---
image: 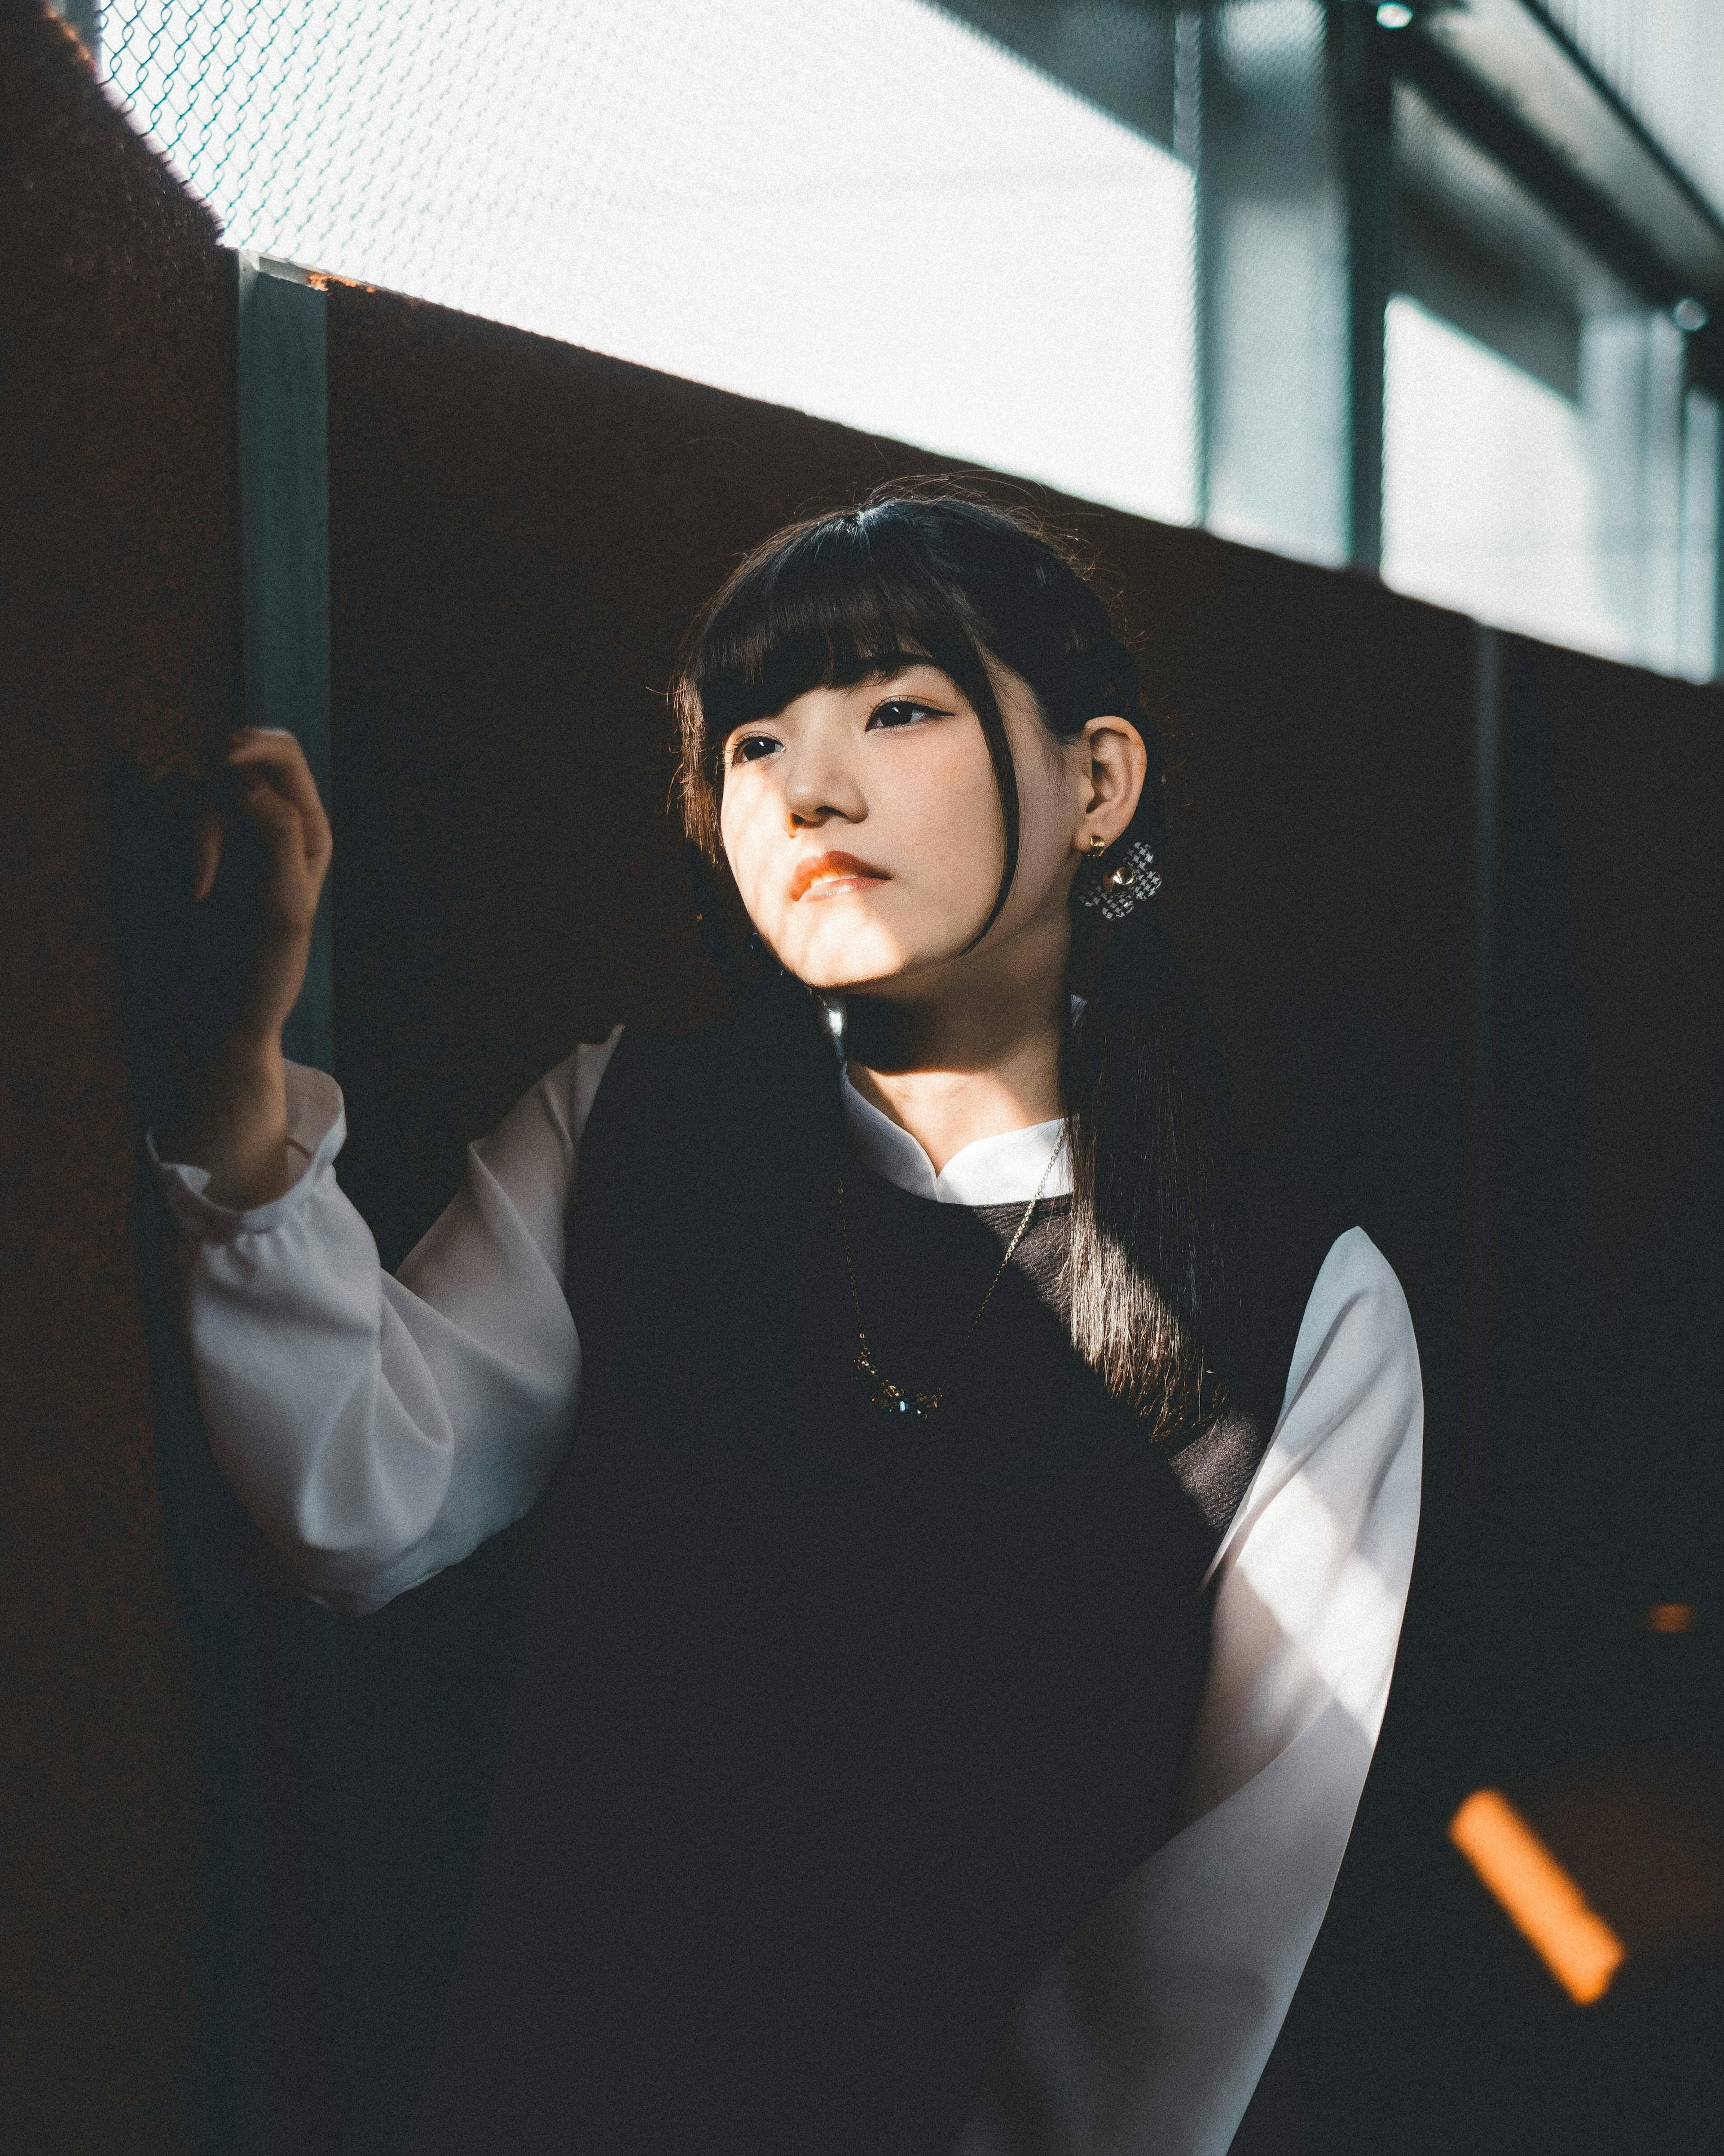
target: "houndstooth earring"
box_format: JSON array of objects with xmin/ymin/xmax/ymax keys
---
[{"xmin": 1074, "ymin": 831, "xmax": 1162, "ymax": 922}]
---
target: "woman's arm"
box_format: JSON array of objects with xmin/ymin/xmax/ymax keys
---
[
  {"xmin": 150, "ymin": 1028, "xmax": 623, "ymax": 1616},
  {"xmin": 957, "ymin": 1227, "xmax": 1423, "ymax": 2156},
  {"xmin": 1123, "ymin": 1226, "xmax": 1421, "ymax": 2149}
]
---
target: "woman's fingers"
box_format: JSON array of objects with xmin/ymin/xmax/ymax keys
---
[
  {"xmin": 180, "ymin": 728, "xmax": 335, "ymax": 1049},
  {"xmin": 212, "ymin": 728, "xmax": 334, "ymax": 933},
  {"xmin": 223, "ymin": 727, "xmax": 334, "ymax": 874},
  {"xmin": 192, "ymin": 800, "xmax": 229, "ymax": 904}
]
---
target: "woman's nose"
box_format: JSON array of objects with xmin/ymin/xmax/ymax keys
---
[{"xmin": 783, "ymin": 750, "xmax": 864, "ymax": 827}]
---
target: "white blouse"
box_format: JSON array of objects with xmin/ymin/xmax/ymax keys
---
[{"xmin": 149, "ymin": 1030, "xmax": 1422, "ymax": 2156}]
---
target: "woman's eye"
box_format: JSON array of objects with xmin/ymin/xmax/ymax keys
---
[
  {"xmin": 867, "ymin": 699, "xmax": 941, "ymax": 730},
  {"xmin": 729, "ymin": 734, "xmax": 782, "ymax": 764}
]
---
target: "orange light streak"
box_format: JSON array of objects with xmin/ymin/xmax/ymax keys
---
[
  {"xmin": 1644, "ymin": 1603, "xmax": 1698, "ymax": 1633},
  {"xmin": 1448, "ymin": 1788, "xmax": 1626, "ymax": 2005}
]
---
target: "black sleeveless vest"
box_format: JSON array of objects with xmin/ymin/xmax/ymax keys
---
[{"xmin": 403, "ymin": 1011, "xmax": 1344, "ymax": 2156}]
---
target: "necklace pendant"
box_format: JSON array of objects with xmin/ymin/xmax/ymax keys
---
[
  {"xmin": 854, "ymin": 1348, "xmax": 902, "ymax": 1413},
  {"xmin": 839, "ymin": 1142, "xmax": 1054, "ymax": 1426},
  {"xmin": 854, "ymin": 1349, "xmax": 937, "ymax": 1419}
]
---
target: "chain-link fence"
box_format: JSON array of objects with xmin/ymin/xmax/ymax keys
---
[
  {"xmin": 102, "ymin": 2, "xmax": 404, "ymax": 263},
  {"xmin": 96, "ymin": 0, "xmax": 1201, "ymax": 527},
  {"xmin": 83, "ymin": 0, "xmax": 1722, "ymax": 676}
]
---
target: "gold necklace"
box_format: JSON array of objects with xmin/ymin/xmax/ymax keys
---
[{"xmin": 837, "ymin": 1134, "xmax": 1064, "ymax": 1419}]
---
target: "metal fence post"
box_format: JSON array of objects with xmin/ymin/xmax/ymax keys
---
[{"xmin": 233, "ymin": 249, "xmax": 333, "ymax": 1075}]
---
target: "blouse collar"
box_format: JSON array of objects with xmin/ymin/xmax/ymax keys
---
[
  {"xmin": 839, "ymin": 1068, "xmax": 1071, "ymax": 1206},
  {"xmin": 824, "ymin": 991, "xmax": 1081, "ymax": 1207}
]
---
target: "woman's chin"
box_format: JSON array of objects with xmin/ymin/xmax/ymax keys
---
[
  {"xmin": 764, "ymin": 922, "xmax": 907, "ymax": 990},
  {"xmin": 780, "ymin": 951, "xmax": 916, "ymax": 996}
]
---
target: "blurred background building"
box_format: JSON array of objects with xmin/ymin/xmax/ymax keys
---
[{"xmin": 67, "ymin": 0, "xmax": 1724, "ymax": 681}]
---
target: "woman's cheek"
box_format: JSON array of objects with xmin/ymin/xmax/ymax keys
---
[
  {"xmin": 719, "ymin": 790, "xmax": 774, "ymax": 925},
  {"xmin": 915, "ymin": 746, "xmax": 1006, "ymax": 898}
]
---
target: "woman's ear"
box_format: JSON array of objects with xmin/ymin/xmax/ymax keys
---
[{"xmin": 1078, "ymin": 715, "xmax": 1148, "ymax": 844}]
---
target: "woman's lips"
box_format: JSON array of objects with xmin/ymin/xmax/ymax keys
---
[{"xmin": 790, "ymin": 849, "xmax": 891, "ymax": 901}]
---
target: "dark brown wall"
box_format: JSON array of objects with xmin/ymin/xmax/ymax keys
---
[
  {"xmin": 1490, "ymin": 641, "xmax": 1724, "ymax": 1675},
  {"xmin": 0, "ymin": 5, "xmax": 237, "ymax": 2149},
  {"xmin": 1532, "ymin": 645, "xmax": 1724, "ymax": 1283}
]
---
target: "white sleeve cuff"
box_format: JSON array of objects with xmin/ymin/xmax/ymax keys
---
[{"xmin": 145, "ymin": 1059, "xmax": 347, "ymax": 1243}]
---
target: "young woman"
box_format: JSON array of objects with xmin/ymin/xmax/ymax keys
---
[{"xmin": 154, "ymin": 487, "xmax": 1422, "ymax": 2156}]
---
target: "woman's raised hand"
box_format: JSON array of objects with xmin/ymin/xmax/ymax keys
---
[
  {"xmin": 192, "ymin": 726, "xmax": 334, "ymax": 1048},
  {"xmin": 162, "ymin": 727, "xmax": 334, "ymax": 1208}
]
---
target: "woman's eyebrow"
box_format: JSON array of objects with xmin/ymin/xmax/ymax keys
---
[{"xmin": 858, "ymin": 651, "xmax": 946, "ymax": 687}]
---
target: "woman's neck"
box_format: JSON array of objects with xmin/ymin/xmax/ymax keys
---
[{"xmin": 841, "ymin": 978, "xmax": 1067, "ymax": 1178}]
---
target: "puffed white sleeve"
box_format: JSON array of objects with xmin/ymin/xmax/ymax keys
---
[
  {"xmin": 146, "ymin": 1026, "xmax": 624, "ymax": 1617},
  {"xmin": 954, "ymin": 1225, "xmax": 1423, "ymax": 2156}
]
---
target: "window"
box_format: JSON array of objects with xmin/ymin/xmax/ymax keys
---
[
  {"xmin": 1383, "ymin": 80, "xmax": 1719, "ymax": 677},
  {"xmin": 97, "ymin": 0, "xmax": 1723, "ymax": 677}
]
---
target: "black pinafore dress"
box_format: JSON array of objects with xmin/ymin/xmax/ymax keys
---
[{"xmin": 404, "ymin": 1013, "xmax": 1333, "ymax": 2155}]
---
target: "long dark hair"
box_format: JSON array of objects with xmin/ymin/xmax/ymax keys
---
[{"xmin": 671, "ymin": 482, "xmax": 1240, "ymax": 1445}]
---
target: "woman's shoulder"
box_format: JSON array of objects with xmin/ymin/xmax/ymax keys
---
[
  {"xmin": 1166, "ymin": 1166, "xmax": 1401, "ymax": 1539},
  {"xmin": 1238, "ymin": 1151, "xmax": 1357, "ymax": 1273},
  {"xmin": 543, "ymin": 1015, "xmax": 727, "ymax": 1133},
  {"xmin": 1284, "ymin": 1222, "xmax": 1419, "ymax": 1409},
  {"xmin": 1230, "ymin": 1154, "xmax": 1362, "ymax": 1428},
  {"xmin": 563, "ymin": 1006, "xmax": 796, "ymax": 1221},
  {"xmin": 570, "ymin": 1011, "xmax": 746, "ymax": 1139},
  {"xmin": 576, "ymin": 996, "xmax": 840, "ymax": 1155}
]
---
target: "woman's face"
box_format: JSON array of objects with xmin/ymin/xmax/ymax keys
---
[{"xmin": 717, "ymin": 653, "xmax": 1143, "ymax": 1000}]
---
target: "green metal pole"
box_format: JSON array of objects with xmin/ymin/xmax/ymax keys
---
[
  {"xmin": 1333, "ymin": 0, "xmax": 1392, "ymax": 574},
  {"xmin": 233, "ymin": 250, "xmax": 333, "ymax": 1074}
]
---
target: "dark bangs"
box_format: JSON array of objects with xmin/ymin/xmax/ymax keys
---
[{"xmin": 673, "ymin": 507, "xmax": 1024, "ymax": 945}]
